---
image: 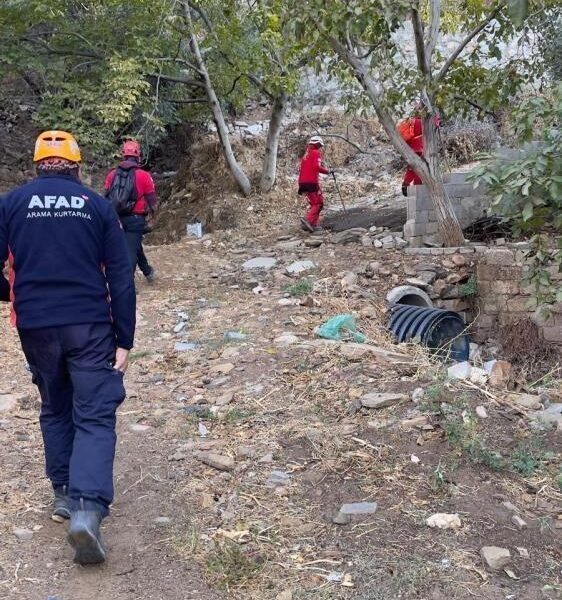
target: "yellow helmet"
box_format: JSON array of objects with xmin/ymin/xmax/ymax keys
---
[{"xmin": 33, "ymin": 130, "xmax": 81, "ymax": 163}]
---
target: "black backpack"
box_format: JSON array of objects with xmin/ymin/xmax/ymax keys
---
[{"xmin": 106, "ymin": 166, "xmax": 138, "ymax": 216}]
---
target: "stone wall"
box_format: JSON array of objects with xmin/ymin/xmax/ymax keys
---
[
  {"xmin": 403, "ymin": 172, "xmax": 490, "ymax": 247},
  {"xmin": 474, "ymin": 247, "xmax": 562, "ymax": 344}
]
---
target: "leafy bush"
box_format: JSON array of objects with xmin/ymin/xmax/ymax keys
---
[{"xmin": 472, "ymin": 84, "xmax": 562, "ymax": 302}]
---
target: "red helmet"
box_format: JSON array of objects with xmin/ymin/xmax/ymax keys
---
[{"xmin": 122, "ymin": 140, "xmax": 141, "ymax": 158}]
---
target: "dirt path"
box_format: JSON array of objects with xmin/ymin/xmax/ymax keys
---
[{"xmin": 1, "ymin": 226, "xmax": 560, "ymax": 600}]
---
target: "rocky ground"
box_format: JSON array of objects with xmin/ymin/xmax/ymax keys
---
[{"xmin": 0, "ymin": 213, "xmax": 560, "ymax": 600}]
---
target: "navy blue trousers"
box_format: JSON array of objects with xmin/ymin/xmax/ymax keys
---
[
  {"xmin": 18, "ymin": 323, "xmax": 125, "ymax": 517},
  {"xmin": 120, "ymin": 215, "xmax": 146, "ymax": 275}
]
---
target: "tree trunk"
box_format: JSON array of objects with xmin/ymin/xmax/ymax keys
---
[
  {"xmin": 422, "ymin": 112, "xmax": 465, "ymax": 246},
  {"xmin": 328, "ymin": 36, "xmax": 466, "ymax": 247},
  {"xmin": 260, "ymin": 92, "xmax": 287, "ymax": 193},
  {"xmin": 183, "ymin": 5, "xmax": 251, "ymax": 197}
]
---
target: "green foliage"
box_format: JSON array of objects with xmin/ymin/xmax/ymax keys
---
[
  {"xmin": 283, "ymin": 278, "xmax": 313, "ymax": 297},
  {"xmin": 459, "ymin": 274, "xmax": 477, "ymax": 297},
  {"xmin": 472, "ymin": 84, "xmax": 562, "ymax": 303},
  {"xmin": 205, "ymin": 540, "xmax": 262, "ymax": 589}
]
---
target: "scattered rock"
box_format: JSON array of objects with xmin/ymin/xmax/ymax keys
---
[
  {"xmin": 274, "ymin": 333, "xmax": 300, "ymax": 345},
  {"xmin": 207, "ymin": 376, "xmax": 231, "ymax": 389},
  {"xmin": 502, "ymin": 501, "xmax": 518, "ymax": 512},
  {"xmin": 415, "ymin": 270, "xmax": 437, "ymax": 285},
  {"xmin": 286, "ymin": 260, "xmax": 315, "ymax": 275},
  {"xmin": 451, "ymin": 254, "xmax": 467, "ymax": 267},
  {"xmin": 447, "ymin": 361, "xmax": 472, "ymax": 380},
  {"xmin": 0, "ymin": 394, "xmax": 18, "ymax": 412},
  {"xmin": 406, "ymin": 277, "xmax": 433, "ymax": 291},
  {"xmin": 400, "ymin": 415, "xmax": 429, "ymax": 429},
  {"xmin": 340, "ymin": 271, "xmax": 358, "ymax": 291},
  {"xmin": 340, "ymin": 344, "xmax": 370, "ymax": 361},
  {"xmin": 209, "ymin": 363, "xmax": 235, "ymax": 375},
  {"xmin": 484, "ymin": 360, "xmax": 512, "ymax": 388},
  {"xmin": 195, "ymin": 451, "xmax": 234, "ymax": 472},
  {"xmin": 154, "ymin": 517, "xmax": 171, "ymax": 527},
  {"xmin": 511, "ymin": 515, "xmax": 527, "ymax": 530},
  {"xmin": 426, "ymin": 513, "xmax": 462, "ymax": 530},
  {"xmin": 266, "ymin": 470, "xmax": 291, "ymax": 487},
  {"xmin": 174, "ymin": 341, "xmax": 198, "ymax": 352},
  {"xmin": 304, "ymin": 238, "xmax": 322, "ymax": 248},
  {"xmin": 531, "ymin": 403, "xmax": 562, "ymax": 428},
  {"xmin": 13, "ymin": 527, "xmax": 34, "ymax": 541},
  {"xmin": 470, "ymin": 367, "xmax": 488, "ymax": 385},
  {"xmin": 333, "ymin": 228, "xmax": 367, "ymax": 245},
  {"xmin": 469, "ymin": 342, "xmax": 482, "ymax": 362},
  {"xmin": 333, "ymin": 501, "xmax": 378, "ymax": 525},
  {"xmin": 242, "ymin": 257, "xmax": 277, "ymax": 270},
  {"xmin": 360, "ymin": 392, "xmax": 408, "ymax": 409},
  {"xmin": 275, "ymin": 591, "xmax": 293, "ymax": 600},
  {"xmin": 129, "ymin": 423, "xmax": 152, "ymax": 433},
  {"xmin": 476, "ymin": 406, "xmax": 488, "ymax": 419},
  {"xmin": 480, "ymin": 546, "xmax": 511, "ymax": 570},
  {"xmin": 508, "ymin": 393, "xmax": 542, "ymax": 410},
  {"xmin": 516, "ymin": 547, "xmax": 530, "ymax": 559},
  {"xmin": 411, "ymin": 387, "xmax": 425, "ymax": 404}
]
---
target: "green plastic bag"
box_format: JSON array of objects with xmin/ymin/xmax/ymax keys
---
[{"xmin": 316, "ymin": 314, "xmax": 366, "ymax": 343}]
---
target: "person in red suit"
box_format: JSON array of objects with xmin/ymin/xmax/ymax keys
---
[
  {"xmin": 398, "ymin": 101, "xmax": 440, "ymax": 196},
  {"xmin": 298, "ymin": 136, "xmax": 331, "ymax": 232}
]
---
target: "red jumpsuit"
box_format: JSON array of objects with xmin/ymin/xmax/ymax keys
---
[
  {"xmin": 400, "ymin": 117, "xmax": 424, "ymax": 187},
  {"xmin": 298, "ymin": 146, "xmax": 329, "ymax": 226}
]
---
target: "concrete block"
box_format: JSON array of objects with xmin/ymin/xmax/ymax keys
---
[
  {"xmin": 425, "ymin": 222, "xmax": 439, "ymax": 234},
  {"xmin": 507, "ymin": 296, "xmax": 537, "ymax": 312},
  {"xmin": 444, "ymin": 183, "xmax": 477, "ymax": 198},
  {"xmin": 404, "ymin": 222, "xmax": 428, "ymax": 237},
  {"xmin": 417, "ymin": 210, "xmax": 430, "ymax": 224},
  {"xmin": 491, "ymin": 281, "xmax": 520, "ymax": 295},
  {"xmin": 408, "ymin": 236, "xmax": 424, "ymax": 248},
  {"xmin": 484, "ymin": 249, "xmax": 515, "ymax": 266},
  {"xmin": 542, "ymin": 326, "xmax": 562, "ymax": 343},
  {"xmin": 444, "ymin": 172, "xmax": 470, "ymax": 184},
  {"xmin": 404, "ymin": 247, "xmax": 433, "ymax": 255},
  {"xmin": 407, "ymin": 197, "xmax": 417, "ymax": 219},
  {"xmin": 430, "ymin": 248, "xmax": 446, "ymax": 255}
]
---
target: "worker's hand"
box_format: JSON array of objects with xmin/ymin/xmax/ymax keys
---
[{"xmin": 114, "ymin": 348, "xmax": 130, "ymax": 373}]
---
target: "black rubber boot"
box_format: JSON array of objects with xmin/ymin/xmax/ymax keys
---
[
  {"xmin": 145, "ymin": 266, "xmax": 155, "ymax": 283},
  {"xmin": 300, "ymin": 217, "xmax": 314, "ymax": 233},
  {"xmin": 402, "ymin": 185, "xmax": 408, "ymax": 197},
  {"xmin": 52, "ymin": 485, "xmax": 71, "ymax": 523},
  {"xmin": 68, "ymin": 501, "xmax": 106, "ymax": 565}
]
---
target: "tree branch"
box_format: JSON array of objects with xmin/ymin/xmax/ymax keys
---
[
  {"xmin": 20, "ymin": 36, "xmax": 101, "ymax": 59},
  {"xmin": 436, "ymin": 2, "xmax": 506, "ymax": 82},
  {"xmin": 411, "ymin": 6, "xmax": 429, "ymax": 77},
  {"xmin": 425, "ymin": 0, "xmax": 441, "ymax": 64},
  {"xmin": 147, "ymin": 73, "xmax": 206, "ymax": 88}
]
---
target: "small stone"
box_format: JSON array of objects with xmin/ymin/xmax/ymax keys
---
[
  {"xmin": 401, "ymin": 415, "xmax": 428, "ymax": 429},
  {"xmin": 154, "ymin": 516, "xmax": 171, "ymax": 527},
  {"xmin": 258, "ymin": 452, "xmax": 274, "ymax": 463},
  {"xmin": 516, "ymin": 547, "xmax": 529, "ymax": 559},
  {"xmin": 333, "ymin": 501, "xmax": 378, "ymax": 525},
  {"xmin": 0, "ymin": 394, "xmax": 18, "ymax": 412},
  {"xmin": 129, "ymin": 423, "xmax": 152, "ymax": 432},
  {"xmin": 426, "ymin": 513, "xmax": 462, "ymax": 530},
  {"xmin": 406, "ymin": 277, "xmax": 432, "ymax": 291},
  {"xmin": 470, "ymin": 367, "xmax": 488, "ymax": 385},
  {"xmin": 13, "ymin": 527, "xmax": 34, "ymax": 541},
  {"xmin": 266, "ymin": 470, "xmax": 291, "ymax": 487},
  {"xmin": 411, "ymin": 387, "xmax": 425, "ymax": 404},
  {"xmin": 502, "ymin": 501, "xmax": 518, "ymax": 512},
  {"xmin": 360, "ymin": 392, "xmax": 408, "ymax": 409},
  {"xmin": 174, "ymin": 341, "xmax": 198, "ymax": 352},
  {"xmin": 168, "ymin": 451, "xmax": 187, "ymax": 461},
  {"xmin": 480, "ymin": 546, "xmax": 511, "ymax": 570},
  {"xmin": 214, "ymin": 392, "xmax": 234, "ymax": 407},
  {"xmin": 484, "ymin": 360, "xmax": 512, "ymax": 388},
  {"xmin": 511, "ymin": 515, "xmax": 527, "ymax": 530},
  {"xmin": 531, "ymin": 403, "xmax": 562, "ymax": 428},
  {"xmin": 451, "ymin": 254, "xmax": 466, "ymax": 267},
  {"xmin": 274, "ymin": 333, "xmax": 299, "ymax": 345},
  {"xmin": 207, "ymin": 376, "xmax": 231, "ymax": 389},
  {"xmin": 242, "ymin": 257, "xmax": 278, "ymax": 270},
  {"xmin": 276, "ymin": 592, "xmax": 293, "ymax": 600},
  {"xmin": 447, "ymin": 361, "xmax": 472, "ymax": 380},
  {"xmin": 476, "ymin": 406, "xmax": 488, "ymax": 419},
  {"xmin": 469, "ymin": 342, "xmax": 482, "ymax": 362},
  {"xmin": 507, "ymin": 393, "xmax": 542, "ymax": 410},
  {"xmin": 340, "ymin": 344, "xmax": 370, "ymax": 361},
  {"xmin": 209, "ymin": 363, "xmax": 235, "ymax": 375},
  {"xmin": 333, "ymin": 228, "xmax": 367, "ymax": 245},
  {"xmin": 415, "ymin": 270, "xmax": 437, "ymax": 285},
  {"xmin": 195, "ymin": 451, "xmax": 234, "ymax": 472},
  {"xmin": 340, "ymin": 271, "xmax": 358, "ymax": 291},
  {"xmin": 286, "ymin": 260, "xmax": 315, "ymax": 275},
  {"xmin": 304, "ymin": 238, "xmax": 322, "ymax": 248}
]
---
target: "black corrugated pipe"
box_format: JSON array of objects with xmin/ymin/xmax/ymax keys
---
[{"xmin": 388, "ymin": 304, "xmax": 469, "ymax": 362}]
